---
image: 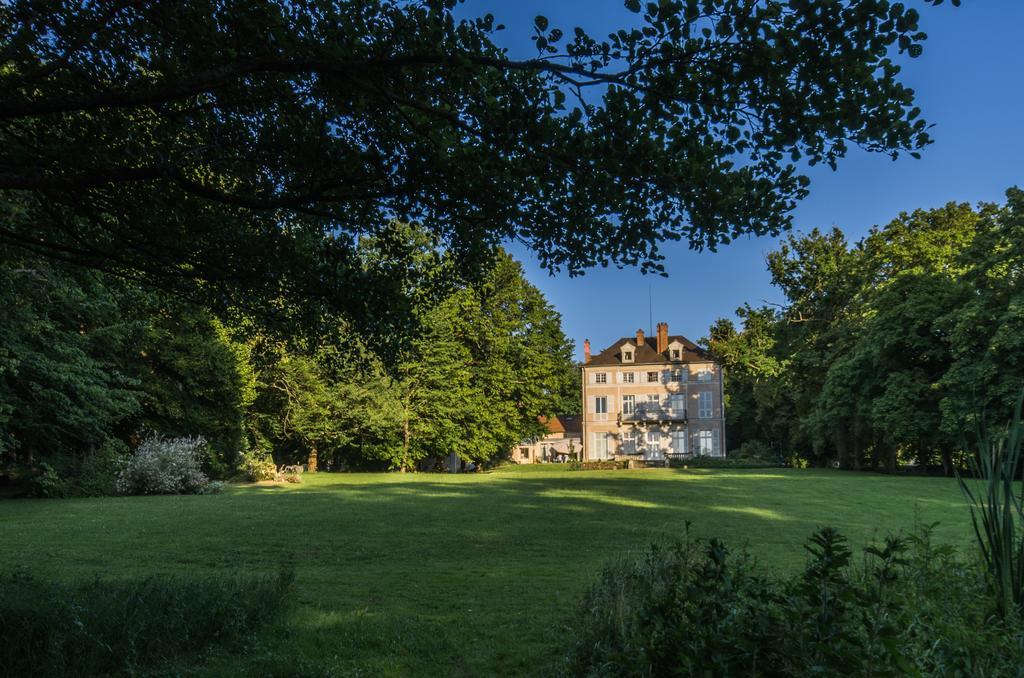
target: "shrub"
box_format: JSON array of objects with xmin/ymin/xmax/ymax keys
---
[
  {"xmin": 572, "ymin": 461, "xmax": 627, "ymax": 471},
  {"xmin": 732, "ymin": 439, "xmax": 776, "ymax": 462},
  {"xmin": 75, "ymin": 439, "xmax": 129, "ymax": 497},
  {"xmin": 116, "ymin": 434, "xmax": 220, "ymax": 495},
  {"xmin": 558, "ymin": 526, "xmax": 1024, "ymax": 676},
  {"xmin": 0, "ymin": 567, "xmax": 293, "ymax": 677},
  {"xmin": 27, "ymin": 463, "xmax": 70, "ymax": 499},
  {"xmin": 236, "ymin": 449, "xmax": 278, "ymax": 482},
  {"xmin": 668, "ymin": 456, "xmax": 776, "ymax": 469}
]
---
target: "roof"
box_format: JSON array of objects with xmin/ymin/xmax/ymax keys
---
[
  {"xmin": 539, "ymin": 414, "xmax": 582, "ymax": 436},
  {"xmin": 586, "ymin": 335, "xmax": 713, "ymax": 367}
]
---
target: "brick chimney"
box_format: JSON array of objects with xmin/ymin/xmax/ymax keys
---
[
  {"xmin": 636, "ymin": 328, "xmax": 645, "ymax": 347},
  {"xmin": 656, "ymin": 322, "xmax": 669, "ymax": 354},
  {"xmin": 583, "ymin": 339, "xmax": 591, "ymax": 364}
]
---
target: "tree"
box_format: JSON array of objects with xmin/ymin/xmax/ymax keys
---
[
  {"xmin": 0, "ymin": 253, "xmax": 141, "ymax": 465},
  {"xmin": 703, "ymin": 305, "xmax": 784, "ymax": 453},
  {"xmin": 1, "ymin": 0, "xmax": 943, "ymax": 332},
  {"xmin": 941, "ymin": 189, "xmax": 1024, "ymax": 436},
  {"xmin": 398, "ymin": 250, "xmax": 577, "ymax": 469},
  {"xmin": 708, "ymin": 189, "xmax": 1021, "ymax": 474}
]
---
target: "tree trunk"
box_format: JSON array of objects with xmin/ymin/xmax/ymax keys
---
[
  {"xmin": 402, "ymin": 403, "xmax": 411, "ymax": 473},
  {"xmin": 884, "ymin": 445, "xmax": 898, "ymax": 475},
  {"xmin": 836, "ymin": 428, "xmax": 851, "ymax": 470},
  {"xmin": 307, "ymin": 447, "xmax": 318, "ymax": 473},
  {"xmin": 941, "ymin": 449, "xmax": 953, "ymax": 477}
]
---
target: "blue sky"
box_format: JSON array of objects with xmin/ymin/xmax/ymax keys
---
[{"xmin": 465, "ymin": 0, "xmax": 1024, "ymax": 356}]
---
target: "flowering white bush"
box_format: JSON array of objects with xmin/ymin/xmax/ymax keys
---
[{"xmin": 116, "ymin": 434, "xmax": 221, "ymax": 495}]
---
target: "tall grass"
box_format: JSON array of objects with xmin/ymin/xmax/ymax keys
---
[
  {"xmin": 956, "ymin": 391, "xmax": 1024, "ymax": 619},
  {"xmin": 0, "ymin": 568, "xmax": 294, "ymax": 677}
]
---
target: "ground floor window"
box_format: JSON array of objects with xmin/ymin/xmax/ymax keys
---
[
  {"xmin": 620, "ymin": 430, "xmax": 637, "ymax": 455},
  {"xmin": 591, "ymin": 433, "xmax": 610, "ymax": 460},
  {"xmin": 670, "ymin": 431, "xmax": 687, "ymax": 456},
  {"xmin": 646, "ymin": 431, "xmax": 662, "ymax": 458},
  {"xmin": 519, "ymin": 447, "xmax": 529, "ymax": 460},
  {"xmin": 696, "ymin": 429, "xmax": 721, "ymax": 457}
]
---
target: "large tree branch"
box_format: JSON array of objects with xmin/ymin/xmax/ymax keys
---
[{"xmin": 0, "ymin": 52, "xmax": 701, "ymax": 121}]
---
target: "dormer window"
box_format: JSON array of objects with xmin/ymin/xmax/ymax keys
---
[
  {"xmin": 668, "ymin": 340, "xmax": 685, "ymax": 361},
  {"xmin": 623, "ymin": 350, "xmax": 634, "ymax": 362}
]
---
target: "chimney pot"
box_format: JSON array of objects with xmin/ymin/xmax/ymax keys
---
[
  {"xmin": 636, "ymin": 328, "xmax": 645, "ymax": 347},
  {"xmin": 583, "ymin": 339, "xmax": 591, "ymax": 364}
]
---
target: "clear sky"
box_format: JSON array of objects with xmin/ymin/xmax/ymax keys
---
[{"xmin": 465, "ymin": 0, "xmax": 1024, "ymax": 357}]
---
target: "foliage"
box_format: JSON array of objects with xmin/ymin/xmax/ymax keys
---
[
  {"xmin": 731, "ymin": 439, "xmax": 777, "ymax": 465},
  {"xmin": 236, "ymin": 449, "xmax": 278, "ymax": 482},
  {"xmin": 0, "ymin": 249, "xmax": 261, "ymax": 475},
  {"xmin": 116, "ymin": 434, "xmax": 219, "ymax": 496},
  {"xmin": 26, "ymin": 463, "xmax": 71, "ymax": 499},
  {"xmin": 559, "ymin": 526, "xmax": 1024, "ymax": 676},
  {"xmin": 0, "ymin": 0, "xmax": 944, "ymax": 333},
  {"xmin": 0, "ymin": 567, "xmax": 293, "ymax": 677},
  {"xmin": 134, "ymin": 307, "xmax": 255, "ymax": 473},
  {"xmin": 0, "ymin": 254, "xmax": 142, "ymax": 465},
  {"xmin": 710, "ymin": 189, "xmax": 1023, "ymax": 472},
  {"xmin": 75, "ymin": 439, "xmax": 129, "ymax": 497},
  {"xmin": 957, "ymin": 392, "xmax": 1024, "ymax": 618}
]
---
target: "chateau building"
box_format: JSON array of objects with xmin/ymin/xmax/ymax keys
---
[{"xmin": 581, "ymin": 322, "xmax": 726, "ymax": 462}]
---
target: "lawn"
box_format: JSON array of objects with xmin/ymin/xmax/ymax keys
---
[{"xmin": 0, "ymin": 467, "xmax": 976, "ymax": 676}]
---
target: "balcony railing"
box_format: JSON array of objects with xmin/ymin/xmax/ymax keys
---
[{"xmin": 618, "ymin": 407, "xmax": 687, "ymax": 423}]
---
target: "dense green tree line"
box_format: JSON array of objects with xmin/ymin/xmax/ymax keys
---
[
  {"xmin": 1, "ymin": 225, "xmax": 576, "ymax": 486},
  {"xmin": 706, "ymin": 188, "xmax": 1024, "ymax": 473}
]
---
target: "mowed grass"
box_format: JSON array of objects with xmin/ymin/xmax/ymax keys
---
[{"xmin": 0, "ymin": 467, "xmax": 976, "ymax": 676}]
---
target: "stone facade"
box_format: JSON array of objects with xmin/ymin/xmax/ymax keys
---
[{"xmin": 581, "ymin": 322, "xmax": 726, "ymax": 462}]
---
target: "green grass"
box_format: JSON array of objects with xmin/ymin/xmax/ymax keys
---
[{"xmin": 0, "ymin": 467, "xmax": 976, "ymax": 676}]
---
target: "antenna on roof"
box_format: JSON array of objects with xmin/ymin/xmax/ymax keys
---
[{"xmin": 648, "ymin": 285, "xmax": 653, "ymax": 337}]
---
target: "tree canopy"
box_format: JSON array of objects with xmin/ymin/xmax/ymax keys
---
[
  {"xmin": 706, "ymin": 188, "xmax": 1022, "ymax": 473},
  {"xmin": 1, "ymin": 0, "xmax": 944, "ymax": 330}
]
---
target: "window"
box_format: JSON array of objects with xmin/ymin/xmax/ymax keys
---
[
  {"xmin": 623, "ymin": 350, "xmax": 634, "ymax": 362},
  {"xmin": 595, "ymin": 372, "xmax": 607, "ymax": 384},
  {"xmin": 621, "ymin": 430, "xmax": 637, "ymax": 454},
  {"xmin": 669, "ymin": 393, "xmax": 685, "ymax": 414},
  {"xmin": 698, "ymin": 391, "xmax": 713, "ymax": 419},
  {"xmin": 622, "ymin": 395, "xmax": 635, "ymax": 414},
  {"xmin": 671, "ymin": 349, "xmax": 681, "ymax": 360},
  {"xmin": 670, "ymin": 369, "xmax": 682, "ymax": 382},
  {"xmin": 647, "ymin": 431, "xmax": 661, "ymax": 445},
  {"xmin": 697, "ymin": 430, "xmax": 714, "ymax": 456},
  {"xmin": 671, "ymin": 431, "xmax": 687, "ymax": 456},
  {"xmin": 647, "ymin": 371, "xmax": 659, "ymax": 383},
  {"xmin": 594, "ymin": 396, "xmax": 608, "ymax": 414},
  {"xmin": 591, "ymin": 433, "xmax": 610, "ymax": 460},
  {"xmin": 697, "ymin": 368, "xmax": 713, "ymax": 382},
  {"xmin": 520, "ymin": 447, "xmax": 530, "ymax": 460},
  {"xmin": 623, "ymin": 371, "xmax": 635, "ymax": 384}
]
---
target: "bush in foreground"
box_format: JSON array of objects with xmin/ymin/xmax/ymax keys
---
[
  {"xmin": 0, "ymin": 568, "xmax": 293, "ymax": 677},
  {"xmin": 559, "ymin": 526, "xmax": 1024, "ymax": 676}
]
